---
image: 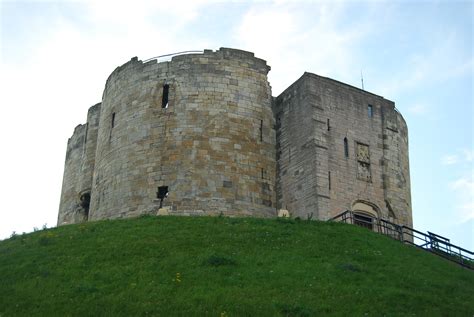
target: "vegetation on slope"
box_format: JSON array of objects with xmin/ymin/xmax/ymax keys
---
[{"xmin": 0, "ymin": 216, "xmax": 473, "ymax": 316}]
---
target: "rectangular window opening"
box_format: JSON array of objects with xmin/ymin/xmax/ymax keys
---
[
  {"xmin": 157, "ymin": 186, "xmax": 169, "ymax": 199},
  {"xmin": 368, "ymin": 104, "xmax": 373, "ymax": 117},
  {"xmin": 157, "ymin": 186, "xmax": 169, "ymax": 208},
  {"xmin": 327, "ymin": 119, "xmax": 330, "ymax": 131},
  {"xmin": 259, "ymin": 120, "xmax": 263, "ymax": 142},
  {"xmin": 328, "ymin": 171, "xmax": 331, "ymax": 190},
  {"xmin": 162, "ymin": 84, "xmax": 169, "ymax": 109}
]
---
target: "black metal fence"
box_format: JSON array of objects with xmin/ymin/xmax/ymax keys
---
[{"xmin": 330, "ymin": 210, "xmax": 473, "ymax": 270}]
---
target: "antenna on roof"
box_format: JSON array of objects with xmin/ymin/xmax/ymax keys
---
[{"xmin": 360, "ymin": 69, "xmax": 364, "ymax": 90}]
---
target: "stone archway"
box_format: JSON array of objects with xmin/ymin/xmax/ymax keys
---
[
  {"xmin": 351, "ymin": 201, "xmax": 380, "ymax": 230},
  {"xmin": 78, "ymin": 190, "xmax": 91, "ymax": 222}
]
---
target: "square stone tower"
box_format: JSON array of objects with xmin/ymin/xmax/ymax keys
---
[{"xmin": 273, "ymin": 73, "xmax": 412, "ymax": 227}]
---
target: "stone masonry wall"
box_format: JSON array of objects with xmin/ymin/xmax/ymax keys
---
[
  {"xmin": 58, "ymin": 124, "xmax": 87, "ymax": 224},
  {"xmin": 382, "ymin": 109, "xmax": 412, "ymax": 226},
  {"xmin": 273, "ymin": 77, "xmax": 320, "ymax": 219},
  {"xmin": 58, "ymin": 104, "xmax": 101, "ymax": 224},
  {"xmin": 88, "ymin": 48, "xmax": 275, "ymax": 221},
  {"xmin": 58, "ymin": 48, "xmax": 411, "ymax": 228},
  {"xmin": 78, "ymin": 103, "xmax": 101, "ymax": 200},
  {"xmin": 274, "ymin": 73, "xmax": 412, "ymax": 227}
]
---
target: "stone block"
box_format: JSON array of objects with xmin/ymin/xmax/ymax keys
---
[{"xmin": 278, "ymin": 209, "xmax": 290, "ymax": 218}]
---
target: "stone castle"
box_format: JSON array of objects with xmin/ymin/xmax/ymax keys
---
[{"xmin": 58, "ymin": 48, "xmax": 412, "ymax": 228}]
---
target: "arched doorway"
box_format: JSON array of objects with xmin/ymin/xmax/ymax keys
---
[
  {"xmin": 351, "ymin": 201, "xmax": 379, "ymax": 230},
  {"xmin": 78, "ymin": 190, "xmax": 91, "ymax": 221}
]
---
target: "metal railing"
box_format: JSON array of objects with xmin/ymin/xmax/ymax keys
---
[
  {"xmin": 330, "ymin": 210, "xmax": 473, "ymax": 270},
  {"xmin": 143, "ymin": 50, "xmax": 204, "ymax": 63}
]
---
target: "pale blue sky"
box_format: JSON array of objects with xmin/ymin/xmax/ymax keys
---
[{"xmin": 0, "ymin": 0, "xmax": 472, "ymax": 249}]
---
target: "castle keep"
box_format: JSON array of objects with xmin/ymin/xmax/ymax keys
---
[{"xmin": 58, "ymin": 48, "xmax": 412, "ymax": 228}]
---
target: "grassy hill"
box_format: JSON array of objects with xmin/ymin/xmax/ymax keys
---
[{"xmin": 0, "ymin": 216, "xmax": 473, "ymax": 316}]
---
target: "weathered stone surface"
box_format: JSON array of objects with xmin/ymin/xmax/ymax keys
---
[
  {"xmin": 278, "ymin": 209, "xmax": 290, "ymax": 218},
  {"xmin": 273, "ymin": 73, "xmax": 412, "ymax": 227},
  {"xmin": 58, "ymin": 49, "xmax": 412, "ymax": 229},
  {"xmin": 59, "ymin": 48, "xmax": 275, "ymax": 222},
  {"xmin": 157, "ymin": 207, "xmax": 170, "ymax": 216}
]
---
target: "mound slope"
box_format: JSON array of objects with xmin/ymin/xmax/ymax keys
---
[{"xmin": 1, "ymin": 216, "xmax": 472, "ymax": 316}]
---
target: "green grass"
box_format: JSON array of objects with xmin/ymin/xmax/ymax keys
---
[{"xmin": 0, "ymin": 216, "xmax": 473, "ymax": 316}]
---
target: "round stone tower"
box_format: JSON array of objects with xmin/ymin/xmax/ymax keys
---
[{"xmin": 88, "ymin": 48, "xmax": 276, "ymax": 220}]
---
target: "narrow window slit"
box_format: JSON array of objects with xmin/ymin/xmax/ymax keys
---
[
  {"xmin": 327, "ymin": 119, "xmax": 330, "ymax": 131},
  {"xmin": 109, "ymin": 113, "xmax": 116, "ymax": 141},
  {"xmin": 328, "ymin": 171, "xmax": 331, "ymax": 190},
  {"xmin": 344, "ymin": 137, "xmax": 349, "ymax": 158},
  {"xmin": 84, "ymin": 123, "xmax": 89, "ymax": 145},
  {"xmin": 162, "ymin": 84, "xmax": 169, "ymax": 108},
  {"xmin": 259, "ymin": 120, "xmax": 263, "ymax": 142}
]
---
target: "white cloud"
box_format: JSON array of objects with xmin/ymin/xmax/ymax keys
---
[
  {"xmin": 450, "ymin": 177, "xmax": 474, "ymax": 191},
  {"xmin": 463, "ymin": 149, "xmax": 473, "ymax": 162},
  {"xmin": 407, "ymin": 103, "xmax": 429, "ymax": 116},
  {"xmin": 442, "ymin": 155, "xmax": 459, "ymax": 165},
  {"xmin": 441, "ymin": 149, "xmax": 473, "ymax": 223},
  {"xmin": 441, "ymin": 148, "xmax": 474, "ymax": 166},
  {"xmin": 82, "ymin": 0, "xmax": 208, "ymax": 31},
  {"xmin": 376, "ymin": 32, "xmax": 473, "ymax": 97},
  {"xmin": 233, "ymin": 2, "xmax": 370, "ymax": 95},
  {"xmin": 449, "ymin": 175, "xmax": 474, "ymax": 223}
]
